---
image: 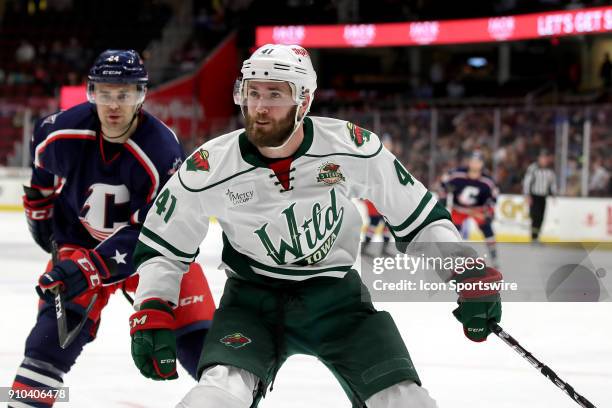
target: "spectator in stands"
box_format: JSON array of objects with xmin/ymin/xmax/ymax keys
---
[
  {"xmin": 589, "ymin": 156, "xmax": 610, "ymax": 197},
  {"xmin": 15, "ymin": 40, "xmax": 36, "ymax": 64},
  {"xmin": 564, "ymin": 158, "xmax": 581, "ymax": 197}
]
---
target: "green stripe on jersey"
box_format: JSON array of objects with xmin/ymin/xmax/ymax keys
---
[
  {"xmin": 387, "ymin": 191, "xmax": 433, "ymax": 232},
  {"xmin": 221, "ymin": 233, "xmax": 352, "ymax": 283},
  {"xmin": 303, "ymin": 141, "xmax": 382, "ymax": 159},
  {"xmin": 178, "ymin": 166, "xmax": 258, "ymax": 193},
  {"xmin": 388, "ymin": 201, "xmax": 451, "ymax": 243},
  {"xmin": 133, "ymin": 241, "xmax": 191, "ymax": 270},
  {"xmin": 140, "ymin": 227, "xmax": 198, "ymax": 260}
]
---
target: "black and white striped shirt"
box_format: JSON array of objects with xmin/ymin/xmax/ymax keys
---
[{"xmin": 523, "ymin": 163, "xmax": 557, "ymax": 196}]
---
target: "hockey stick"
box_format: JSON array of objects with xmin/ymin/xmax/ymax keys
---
[
  {"xmin": 121, "ymin": 286, "xmax": 134, "ymax": 305},
  {"xmin": 488, "ymin": 322, "xmax": 597, "ymax": 408},
  {"xmin": 50, "ymin": 240, "xmax": 98, "ymax": 349}
]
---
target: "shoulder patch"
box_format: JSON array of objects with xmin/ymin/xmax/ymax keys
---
[
  {"xmin": 186, "ymin": 149, "xmax": 210, "ymax": 172},
  {"xmin": 168, "ymin": 157, "xmax": 183, "ymax": 175},
  {"xmin": 42, "ymin": 111, "xmax": 62, "ymax": 126},
  {"xmin": 346, "ymin": 122, "xmax": 372, "ymax": 147}
]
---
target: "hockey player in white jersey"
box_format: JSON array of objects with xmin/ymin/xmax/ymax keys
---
[{"xmin": 128, "ymin": 44, "xmax": 503, "ymax": 407}]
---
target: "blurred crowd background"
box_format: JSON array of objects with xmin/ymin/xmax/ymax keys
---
[{"xmin": 0, "ymin": 0, "xmax": 610, "ymax": 197}]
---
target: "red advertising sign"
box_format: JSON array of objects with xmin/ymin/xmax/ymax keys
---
[
  {"xmin": 59, "ymin": 85, "xmax": 87, "ymax": 110},
  {"xmin": 146, "ymin": 34, "xmax": 238, "ymax": 144},
  {"xmin": 256, "ymin": 6, "xmax": 612, "ymax": 48}
]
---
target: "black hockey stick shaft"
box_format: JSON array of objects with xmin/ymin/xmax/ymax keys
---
[
  {"xmin": 50, "ymin": 240, "xmax": 69, "ymax": 347},
  {"xmin": 50, "ymin": 240, "xmax": 97, "ymax": 349},
  {"xmin": 489, "ymin": 322, "xmax": 597, "ymax": 408}
]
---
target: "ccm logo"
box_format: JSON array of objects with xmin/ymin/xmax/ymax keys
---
[
  {"xmin": 468, "ymin": 327, "xmax": 485, "ymax": 333},
  {"xmin": 179, "ymin": 295, "xmax": 204, "ymax": 306},
  {"xmin": 130, "ymin": 315, "xmax": 148, "ymax": 329},
  {"xmin": 160, "ymin": 359, "xmax": 175, "ymax": 364}
]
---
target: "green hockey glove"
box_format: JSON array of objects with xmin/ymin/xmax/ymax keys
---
[
  {"xmin": 452, "ymin": 266, "xmax": 503, "ymax": 342},
  {"xmin": 129, "ymin": 299, "xmax": 178, "ymax": 380}
]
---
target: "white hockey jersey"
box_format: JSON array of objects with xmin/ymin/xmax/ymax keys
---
[{"xmin": 133, "ymin": 116, "xmax": 450, "ymax": 307}]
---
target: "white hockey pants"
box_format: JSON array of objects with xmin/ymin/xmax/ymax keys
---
[{"xmin": 176, "ymin": 365, "xmax": 438, "ymax": 408}]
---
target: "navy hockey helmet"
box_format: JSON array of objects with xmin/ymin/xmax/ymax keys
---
[
  {"xmin": 88, "ymin": 49, "xmax": 148, "ymax": 84},
  {"xmin": 87, "ymin": 49, "xmax": 147, "ymax": 106}
]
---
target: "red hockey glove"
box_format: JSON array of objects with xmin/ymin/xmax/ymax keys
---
[
  {"xmin": 36, "ymin": 249, "xmax": 110, "ymax": 302},
  {"xmin": 23, "ymin": 186, "xmax": 57, "ymax": 253}
]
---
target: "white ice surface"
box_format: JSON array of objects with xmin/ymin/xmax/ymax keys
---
[{"xmin": 0, "ymin": 212, "xmax": 610, "ymax": 407}]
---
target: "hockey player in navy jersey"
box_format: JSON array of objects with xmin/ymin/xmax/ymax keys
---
[
  {"xmin": 439, "ymin": 151, "xmax": 500, "ymax": 267},
  {"xmin": 10, "ymin": 50, "xmax": 215, "ymax": 407},
  {"xmin": 129, "ymin": 44, "xmax": 503, "ymax": 408}
]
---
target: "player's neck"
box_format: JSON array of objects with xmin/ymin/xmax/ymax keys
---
[
  {"xmin": 258, "ymin": 125, "xmax": 304, "ymax": 159},
  {"xmin": 101, "ymin": 117, "xmax": 139, "ymax": 144},
  {"xmin": 468, "ymin": 169, "xmax": 481, "ymax": 179}
]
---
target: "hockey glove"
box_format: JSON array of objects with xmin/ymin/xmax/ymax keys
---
[
  {"xmin": 36, "ymin": 249, "xmax": 110, "ymax": 302},
  {"xmin": 452, "ymin": 266, "xmax": 502, "ymax": 342},
  {"xmin": 23, "ymin": 186, "xmax": 56, "ymax": 253},
  {"xmin": 130, "ymin": 299, "xmax": 178, "ymax": 380}
]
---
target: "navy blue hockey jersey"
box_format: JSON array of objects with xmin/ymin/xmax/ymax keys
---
[
  {"xmin": 440, "ymin": 167, "xmax": 498, "ymax": 211},
  {"xmin": 30, "ymin": 102, "xmax": 184, "ymax": 283}
]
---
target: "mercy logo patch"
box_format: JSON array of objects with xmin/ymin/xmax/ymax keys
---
[{"xmin": 226, "ymin": 182, "xmax": 257, "ymax": 207}]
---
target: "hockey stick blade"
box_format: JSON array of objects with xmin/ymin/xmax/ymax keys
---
[
  {"xmin": 59, "ymin": 293, "xmax": 98, "ymax": 349},
  {"xmin": 488, "ymin": 322, "xmax": 597, "ymax": 408}
]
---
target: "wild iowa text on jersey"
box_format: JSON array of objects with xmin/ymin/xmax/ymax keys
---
[{"xmin": 254, "ymin": 189, "xmax": 344, "ymax": 266}]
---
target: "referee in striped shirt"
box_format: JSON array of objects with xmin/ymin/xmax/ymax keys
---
[{"xmin": 523, "ymin": 149, "xmax": 557, "ymax": 242}]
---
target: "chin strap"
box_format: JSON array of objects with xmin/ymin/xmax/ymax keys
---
[{"xmin": 263, "ymin": 105, "xmax": 306, "ymax": 151}]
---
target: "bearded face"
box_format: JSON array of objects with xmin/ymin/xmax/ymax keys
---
[
  {"xmin": 245, "ymin": 105, "xmax": 297, "ymax": 148},
  {"xmin": 243, "ymin": 81, "xmax": 298, "ymax": 148}
]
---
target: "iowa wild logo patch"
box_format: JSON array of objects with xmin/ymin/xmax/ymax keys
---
[
  {"xmin": 347, "ymin": 122, "xmax": 372, "ymax": 147},
  {"xmin": 220, "ymin": 333, "xmax": 252, "ymax": 348},
  {"xmin": 317, "ymin": 162, "xmax": 345, "ymax": 185},
  {"xmin": 186, "ymin": 149, "xmax": 210, "ymax": 172}
]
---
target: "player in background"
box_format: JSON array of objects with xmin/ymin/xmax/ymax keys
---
[
  {"xmin": 438, "ymin": 151, "xmax": 499, "ymax": 267},
  {"xmin": 362, "ymin": 198, "xmax": 393, "ymax": 256},
  {"xmin": 10, "ymin": 50, "xmax": 215, "ymax": 408},
  {"xmin": 362, "ymin": 135, "xmax": 395, "ymax": 257}
]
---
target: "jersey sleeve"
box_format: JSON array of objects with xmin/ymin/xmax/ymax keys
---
[
  {"xmin": 488, "ymin": 183, "xmax": 499, "ymax": 206},
  {"xmin": 132, "ymin": 167, "xmax": 210, "ymax": 308},
  {"xmin": 32, "ymin": 113, "xmax": 97, "ymax": 178},
  {"xmin": 522, "ymin": 164, "xmax": 535, "ymax": 195},
  {"xmin": 364, "ymin": 143, "xmax": 451, "ymax": 243},
  {"xmin": 29, "ymin": 115, "xmax": 65, "ymax": 191},
  {"xmin": 29, "ymin": 162, "xmax": 58, "ymax": 194}
]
